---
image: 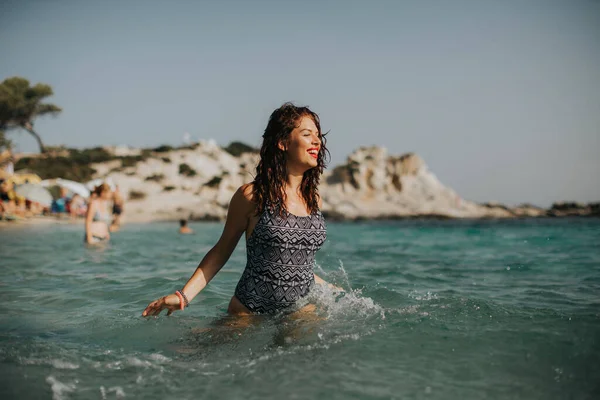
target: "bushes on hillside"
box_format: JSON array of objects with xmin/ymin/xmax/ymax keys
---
[
  {"xmin": 178, "ymin": 163, "xmax": 196, "ymax": 177},
  {"xmin": 152, "ymin": 145, "xmax": 173, "ymax": 153},
  {"xmin": 14, "ymin": 141, "xmax": 256, "ymax": 182},
  {"xmin": 224, "ymin": 141, "xmax": 257, "ymax": 157},
  {"xmin": 145, "ymin": 173, "xmax": 165, "ymax": 182},
  {"xmin": 129, "ymin": 190, "xmax": 147, "ymax": 200},
  {"xmin": 14, "ymin": 147, "xmax": 149, "ymax": 182},
  {"xmin": 205, "ymin": 176, "xmax": 222, "ymax": 188},
  {"xmin": 15, "ymin": 156, "xmax": 97, "ymax": 181}
]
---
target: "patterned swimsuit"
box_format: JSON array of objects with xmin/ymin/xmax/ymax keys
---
[{"xmin": 234, "ymin": 204, "xmax": 327, "ymax": 314}]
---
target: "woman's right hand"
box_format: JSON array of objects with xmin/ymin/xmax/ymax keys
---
[{"xmin": 142, "ymin": 294, "xmax": 182, "ymax": 317}]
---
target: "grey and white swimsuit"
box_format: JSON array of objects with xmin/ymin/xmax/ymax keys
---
[{"xmin": 234, "ymin": 204, "xmax": 327, "ymax": 314}]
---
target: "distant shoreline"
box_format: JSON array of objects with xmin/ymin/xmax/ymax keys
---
[
  {"xmin": 2, "ymin": 213, "xmax": 598, "ymax": 229},
  {"xmin": 4, "ymin": 144, "xmax": 599, "ymax": 224}
]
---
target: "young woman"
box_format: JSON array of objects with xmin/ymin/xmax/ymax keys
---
[
  {"xmin": 143, "ymin": 103, "xmax": 339, "ymax": 317},
  {"xmin": 85, "ymin": 183, "xmax": 113, "ymax": 244}
]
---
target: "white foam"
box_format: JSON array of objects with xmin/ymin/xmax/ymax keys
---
[
  {"xmin": 148, "ymin": 353, "xmax": 171, "ymax": 363},
  {"xmin": 127, "ymin": 357, "xmax": 152, "ymax": 368},
  {"xmin": 46, "ymin": 376, "xmax": 76, "ymax": 400},
  {"xmin": 51, "ymin": 360, "xmax": 80, "ymax": 370},
  {"xmin": 110, "ymin": 386, "xmax": 126, "ymax": 398},
  {"xmin": 105, "ymin": 361, "xmax": 123, "ymax": 370},
  {"xmin": 309, "ymin": 284, "xmax": 384, "ymax": 320},
  {"xmin": 312, "ymin": 261, "xmax": 385, "ymax": 319},
  {"xmin": 396, "ymin": 305, "xmax": 421, "ymax": 314},
  {"xmin": 408, "ymin": 290, "xmax": 438, "ymax": 301},
  {"xmin": 100, "ymin": 386, "xmax": 126, "ymax": 399},
  {"xmin": 21, "ymin": 358, "xmax": 79, "ymax": 370}
]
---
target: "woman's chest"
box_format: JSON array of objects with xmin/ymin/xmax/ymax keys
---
[{"xmin": 251, "ymin": 215, "xmax": 327, "ymax": 250}]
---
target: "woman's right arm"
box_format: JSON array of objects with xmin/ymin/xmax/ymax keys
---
[
  {"xmin": 84, "ymin": 200, "xmax": 95, "ymax": 243},
  {"xmin": 142, "ymin": 184, "xmax": 255, "ymax": 317}
]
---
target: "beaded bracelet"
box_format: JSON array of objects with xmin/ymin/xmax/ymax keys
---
[
  {"xmin": 174, "ymin": 291, "xmax": 185, "ymax": 311},
  {"xmin": 176, "ymin": 289, "xmax": 189, "ymax": 308}
]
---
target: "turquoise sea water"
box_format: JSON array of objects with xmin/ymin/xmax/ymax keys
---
[{"xmin": 0, "ymin": 218, "xmax": 599, "ymax": 399}]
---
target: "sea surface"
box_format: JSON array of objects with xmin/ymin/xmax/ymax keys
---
[{"xmin": 0, "ymin": 218, "xmax": 599, "ymax": 399}]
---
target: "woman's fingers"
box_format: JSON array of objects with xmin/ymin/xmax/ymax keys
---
[
  {"xmin": 142, "ymin": 304, "xmax": 152, "ymax": 317},
  {"xmin": 142, "ymin": 296, "xmax": 184, "ymax": 318},
  {"xmin": 142, "ymin": 302, "xmax": 157, "ymax": 317},
  {"xmin": 142, "ymin": 297, "xmax": 165, "ymax": 317}
]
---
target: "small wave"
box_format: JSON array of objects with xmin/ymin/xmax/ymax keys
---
[
  {"xmin": 100, "ymin": 385, "xmax": 126, "ymax": 399},
  {"xmin": 125, "ymin": 357, "xmax": 153, "ymax": 368},
  {"xmin": 46, "ymin": 376, "xmax": 76, "ymax": 400},
  {"xmin": 408, "ymin": 290, "xmax": 438, "ymax": 301},
  {"xmin": 22, "ymin": 357, "xmax": 79, "ymax": 370},
  {"xmin": 148, "ymin": 353, "xmax": 171, "ymax": 363}
]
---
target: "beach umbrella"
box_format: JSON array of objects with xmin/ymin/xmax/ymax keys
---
[
  {"xmin": 42, "ymin": 178, "xmax": 91, "ymax": 198},
  {"xmin": 14, "ymin": 184, "xmax": 53, "ymax": 207}
]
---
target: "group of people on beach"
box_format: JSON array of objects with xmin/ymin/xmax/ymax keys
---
[
  {"xmin": 0, "ymin": 173, "xmax": 125, "ymax": 239},
  {"xmin": 0, "ymin": 178, "xmax": 51, "ymax": 220}
]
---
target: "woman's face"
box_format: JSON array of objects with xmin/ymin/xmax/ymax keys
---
[
  {"xmin": 100, "ymin": 190, "xmax": 112, "ymax": 200},
  {"xmin": 281, "ymin": 116, "xmax": 321, "ymax": 171}
]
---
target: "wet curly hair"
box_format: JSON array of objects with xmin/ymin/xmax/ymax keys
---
[{"xmin": 252, "ymin": 102, "xmax": 330, "ymax": 215}]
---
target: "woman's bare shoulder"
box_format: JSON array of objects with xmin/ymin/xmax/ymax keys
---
[
  {"xmin": 239, "ymin": 183, "xmax": 254, "ymax": 201},
  {"xmin": 230, "ymin": 183, "xmax": 256, "ymax": 213}
]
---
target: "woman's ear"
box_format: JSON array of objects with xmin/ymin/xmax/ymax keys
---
[{"xmin": 278, "ymin": 140, "xmax": 287, "ymax": 152}]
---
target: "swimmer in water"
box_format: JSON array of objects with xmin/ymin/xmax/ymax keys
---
[
  {"xmin": 179, "ymin": 219, "xmax": 193, "ymax": 234},
  {"xmin": 143, "ymin": 103, "xmax": 342, "ymax": 317},
  {"xmin": 85, "ymin": 183, "xmax": 112, "ymax": 244}
]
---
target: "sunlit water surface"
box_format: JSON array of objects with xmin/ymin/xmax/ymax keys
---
[{"xmin": 0, "ymin": 218, "xmax": 599, "ymax": 399}]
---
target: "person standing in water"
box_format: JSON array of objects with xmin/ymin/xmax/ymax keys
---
[
  {"xmin": 85, "ymin": 183, "xmax": 112, "ymax": 244},
  {"xmin": 110, "ymin": 185, "xmax": 124, "ymax": 231},
  {"xmin": 143, "ymin": 103, "xmax": 340, "ymax": 317},
  {"xmin": 179, "ymin": 219, "xmax": 194, "ymax": 234}
]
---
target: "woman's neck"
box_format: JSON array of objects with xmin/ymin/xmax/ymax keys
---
[{"xmin": 285, "ymin": 172, "xmax": 303, "ymax": 195}]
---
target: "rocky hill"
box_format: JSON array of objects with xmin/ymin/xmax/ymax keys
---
[{"xmin": 80, "ymin": 141, "xmax": 596, "ymax": 222}]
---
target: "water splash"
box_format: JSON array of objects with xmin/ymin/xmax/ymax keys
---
[
  {"xmin": 46, "ymin": 376, "xmax": 76, "ymax": 400},
  {"xmin": 313, "ymin": 260, "xmax": 385, "ymax": 320}
]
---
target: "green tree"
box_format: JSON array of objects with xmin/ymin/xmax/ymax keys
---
[
  {"xmin": 0, "ymin": 130, "xmax": 12, "ymax": 152},
  {"xmin": 0, "ymin": 77, "xmax": 62, "ymax": 153}
]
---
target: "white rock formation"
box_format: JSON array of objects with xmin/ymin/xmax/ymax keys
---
[
  {"xmin": 91, "ymin": 144, "xmax": 539, "ymax": 222},
  {"xmin": 319, "ymin": 147, "xmax": 513, "ymax": 219}
]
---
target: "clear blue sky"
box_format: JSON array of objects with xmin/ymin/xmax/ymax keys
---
[{"xmin": 1, "ymin": 0, "xmax": 599, "ymax": 206}]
